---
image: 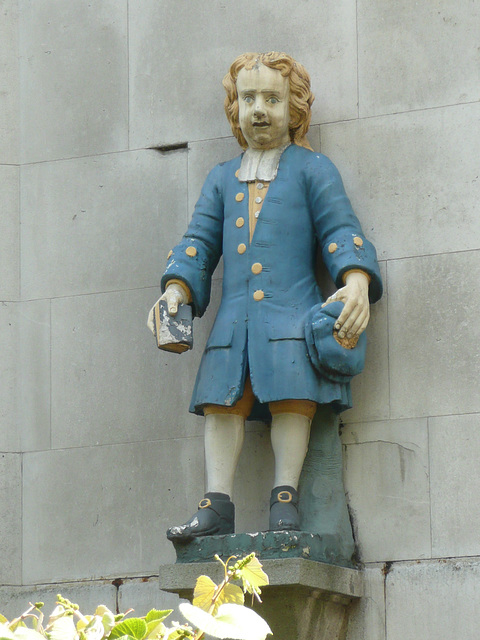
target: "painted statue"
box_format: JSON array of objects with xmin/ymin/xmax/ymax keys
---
[{"xmin": 148, "ymin": 52, "xmax": 382, "ymax": 541}]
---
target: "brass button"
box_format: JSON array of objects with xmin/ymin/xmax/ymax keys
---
[
  {"xmin": 328, "ymin": 242, "xmax": 338, "ymax": 254},
  {"xmin": 235, "ymin": 192, "xmax": 245, "ymax": 202},
  {"xmin": 236, "ymin": 217, "xmax": 245, "ymax": 228},
  {"xmin": 235, "ymin": 169, "xmax": 240, "ymax": 178},
  {"xmin": 186, "ymin": 246, "xmax": 197, "ymax": 257},
  {"xmin": 353, "ymin": 236, "xmax": 364, "ymax": 247},
  {"xmin": 254, "ymin": 211, "xmax": 260, "ymax": 219},
  {"xmin": 167, "ymin": 250, "xmax": 173, "ymax": 259},
  {"xmin": 256, "ymin": 182, "xmax": 264, "ymax": 189},
  {"xmin": 253, "ymin": 290, "xmax": 264, "ymax": 301},
  {"xmin": 237, "ymin": 243, "xmax": 246, "ymax": 254},
  {"xmin": 251, "ymin": 262, "xmax": 262, "ymax": 274},
  {"xmin": 255, "ymin": 196, "xmax": 263, "ymax": 204}
]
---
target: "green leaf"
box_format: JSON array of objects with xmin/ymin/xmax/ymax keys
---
[
  {"xmin": 0, "ymin": 618, "xmax": 8, "ymax": 626},
  {"xmin": 0, "ymin": 623, "xmax": 15, "ymax": 640},
  {"xmin": 144, "ymin": 620, "xmax": 166, "ymax": 640},
  {"xmin": 236, "ymin": 556, "xmax": 269, "ymax": 596},
  {"xmin": 109, "ymin": 619, "xmax": 147, "ymax": 640},
  {"xmin": 95, "ymin": 607, "xmax": 115, "ymax": 637},
  {"xmin": 193, "ymin": 576, "xmax": 216, "ymax": 612},
  {"xmin": 179, "ymin": 603, "xmax": 271, "ymax": 640},
  {"xmin": 144, "ymin": 611, "xmax": 172, "ymax": 625},
  {"xmin": 45, "ymin": 616, "xmax": 77, "ymax": 640},
  {"xmin": 82, "ymin": 616, "xmax": 104, "ymax": 640},
  {"xmin": 193, "ymin": 576, "xmax": 244, "ymax": 615},
  {"xmin": 14, "ymin": 628, "xmax": 48, "ymax": 640}
]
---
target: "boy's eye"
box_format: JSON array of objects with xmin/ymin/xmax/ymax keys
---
[
  {"xmin": 244, "ymin": 96, "xmax": 254, "ymax": 103},
  {"xmin": 268, "ymin": 97, "xmax": 279, "ymax": 104}
]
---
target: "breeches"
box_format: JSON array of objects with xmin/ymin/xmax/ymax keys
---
[{"xmin": 203, "ymin": 375, "xmax": 317, "ymax": 421}]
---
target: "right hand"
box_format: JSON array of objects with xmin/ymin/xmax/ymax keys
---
[{"xmin": 147, "ymin": 283, "xmax": 188, "ymax": 335}]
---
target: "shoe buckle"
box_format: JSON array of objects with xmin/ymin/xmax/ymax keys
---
[
  {"xmin": 278, "ymin": 490, "xmax": 293, "ymax": 503},
  {"xmin": 198, "ymin": 498, "xmax": 212, "ymax": 509}
]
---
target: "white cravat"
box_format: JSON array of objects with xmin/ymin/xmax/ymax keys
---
[{"xmin": 238, "ymin": 143, "xmax": 290, "ymax": 182}]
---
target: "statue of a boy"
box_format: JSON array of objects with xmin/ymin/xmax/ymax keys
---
[{"xmin": 148, "ymin": 52, "xmax": 382, "ymax": 540}]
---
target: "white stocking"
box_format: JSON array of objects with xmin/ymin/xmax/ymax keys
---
[
  {"xmin": 204, "ymin": 413, "xmax": 245, "ymax": 497},
  {"xmin": 271, "ymin": 413, "xmax": 311, "ymax": 489}
]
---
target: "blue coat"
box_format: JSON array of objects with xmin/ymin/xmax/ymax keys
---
[{"xmin": 162, "ymin": 144, "xmax": 382, "ymax": 420}]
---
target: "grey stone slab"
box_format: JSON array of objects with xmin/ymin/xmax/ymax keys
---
[
  {"xmin": 21, "ymin": 150, "xmax": 188, "ymax": 299},
  {"xmin": 343, "ymin": 261, "xmax": 389, "ymax": 423},
  {"xmin": 159, "ymin": 557, "xmax": 363, "ymax": 600},
  {"xmin": 358, "ymin": 0, "xmax": 480, "ymax": 117},
  {"xmin": 17, "ymin": 299, "xmax": 51, "ymax": 452},
  {"xmin": 0, "ymin": 165, "xmax": 20, "ymax": 301},
  {"xmin": 118, "ymin": 577, "xmax": 182, "ymax": 614},
  {"xmin": 50, "ymin": 282, "xmax": 220, "ymax": 449},
  {"xmin": 320, "ymin": 102, "xmax": 480, "ymax": 262},
  {"xmin": 0, "ymin": 303, "xmax": 20, "ymax": 451},
  {"xmin": 388, "ymin": 251, "xmax": 480, "ymax": 419},
  {"xmin": 22, "ymin": 437, "xmax": 205, "ymax": 583},
  {"xmin": 346, "ymin": 565, "xmax": 385, "ymax": 640},
  {"xmin": 386, "ymin": 558, "xmax": 480, "ymax": 640},
  {"xmin": 429, "ymin": 414, "xmax": 480, "ymax": 558},
  {"xmin": 0, "ymin": 453, "xmax": 22, "ymax": 585},
  {"xmin": 342, "ymin": 419, "xmax": 431, "ymax": 562},
  {"xmin": 0, "ymin": 0, "xmax": 19, "ymax": 163},
  {"xmin": 129, "ymin": 0, "xmax": 357, "ymax": 149},
  {"xmin": 19, "ymin": 0, "xmax": 128, "ymax": 163},
  {"xmin": 0, "ymin": 581, "xmax": 116, "ymax": 621},
  {"xmin": 187, "ymin": 137, "xmax": 241, "ymax": 216},
  {"xmin": 0, "ymin": 299, "xmax": 50, "ymax": 452}
]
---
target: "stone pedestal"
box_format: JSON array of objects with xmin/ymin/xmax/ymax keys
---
[{"xmin": 159, "ymin": 558, "xmax": 363, "ymax": 640}]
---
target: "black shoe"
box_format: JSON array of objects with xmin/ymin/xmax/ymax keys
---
[
  {"xmin": 269, "ymin": 485, "xmax": 300, "ymax": 531},
  {"xmin": 166, "ymin": 492, "xmax": 235, "ymax": 541}
]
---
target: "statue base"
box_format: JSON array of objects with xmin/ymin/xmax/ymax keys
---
[
  {"xmin": 159, "ymin": 557, "xmax": 363, "ymax": 640},
  {"xmin": 170, "ymin": 530, "xmax": 354, "ymax": 567}
]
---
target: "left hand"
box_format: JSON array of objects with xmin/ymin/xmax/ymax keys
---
[{"xmin": 322, "ymin": 271, "xmax": 370, "ymax": 339}]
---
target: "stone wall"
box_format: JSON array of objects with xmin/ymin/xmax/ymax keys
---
[{"xmin": 1, "ymin": 1, "xmax": 479, "ymax": 638}]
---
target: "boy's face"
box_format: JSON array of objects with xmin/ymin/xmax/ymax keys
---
[{"xmin": 236, "ymin": 64, "xmax": 290, "ymax": 150}]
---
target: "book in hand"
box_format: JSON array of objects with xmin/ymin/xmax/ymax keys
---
[{"xmin": 153, "ymin": 299, "xmax": 193, "ymax": 353}]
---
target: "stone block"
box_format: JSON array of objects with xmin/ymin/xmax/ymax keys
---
[
  {"xmin": 343, "ymin": 261, "xmax": 389, "ymax": 423},
  {"xmin": 19, "ymin": 0, "xmax": 128, "ymax": 163},
  {"xmin": 0, "ymin": 453, "xmax": 22, "ymax": 584},
  {"xmin": 0, "ymin": 166, "xmax": 20, "ymax": 301},
  {"xmin": 50, "ymin": 281, "xmax": 221, "ymax": 449},
  {"xmin": 320, "ymin": 102, "xmax": 480, "ymax": 261},
  {"xmin": 129, "ymin": 0, "xmax": 357, "ymax": 149},
  {"xmin": 118, "ymin": 577, "xmax": 183, "ymax": 614},
  {"xmin": 0, "ymin": 0, "xmax": 19, "ymax": 163},
  {"xmin": 386, "ymin": 558, "xmax": 480, "ymax": 640},
  {"xmin": 21, "ymin": 150, "xmax": 188, "ymax": 299},
  {"xmin": 388, "ymin": 251, "xmax": 480, "ymax": 419},
  {"xmin": 342, "ymin": 418, "xmax": 431, "ymax": 562},
  {"xmin": 429, "ymin": 413, "xmax": 480, "ymax": 557},
  {"xmin": 17, "ymin": 299, "xmax": 51, "ymax": 452},
  {"xmin": 187, "ymin": 137, "xmax": 241, "ymax": 216},
  {"xmin": 0, "ymin": 581, "xmax": 116, "ymax": 621},
  {"xmin": 0, "ymin": 300, "xmax": 50, "ymax": 453},
  {"xmin": 358, "ymin": 0, "xmax": 480, "ymax": 117},
  {"xmin": 346, "ymin": 565, "xmax": 385, "ymax": 640},
  {"xmin": 22, "ymin": 437, "xmax": 205, "ymax": 583},
  {"xmin": 159, "ymin": 558, "xmax": 363, "ymax": 640},
  {"xmin": 0, "ymin": 304, "xmax": 20, "ymax": 451}
]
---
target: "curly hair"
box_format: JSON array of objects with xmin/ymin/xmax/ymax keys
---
[{"xmin": 222, "ymin": 52, "xmax": 315, "ymax": 150}]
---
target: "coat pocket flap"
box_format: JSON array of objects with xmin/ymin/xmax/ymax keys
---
[
  {"xmin": 267, "ymin": 322, "xmax": 305, "ymax": 341},
  {"xmin": 206, "ymin": 322, "xmax": 234, "ymax": 349}
]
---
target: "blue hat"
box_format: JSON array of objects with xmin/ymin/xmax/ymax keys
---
[{"xmin": 305, "ymin": 301, "xmax": 367, "ymax": 384}]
